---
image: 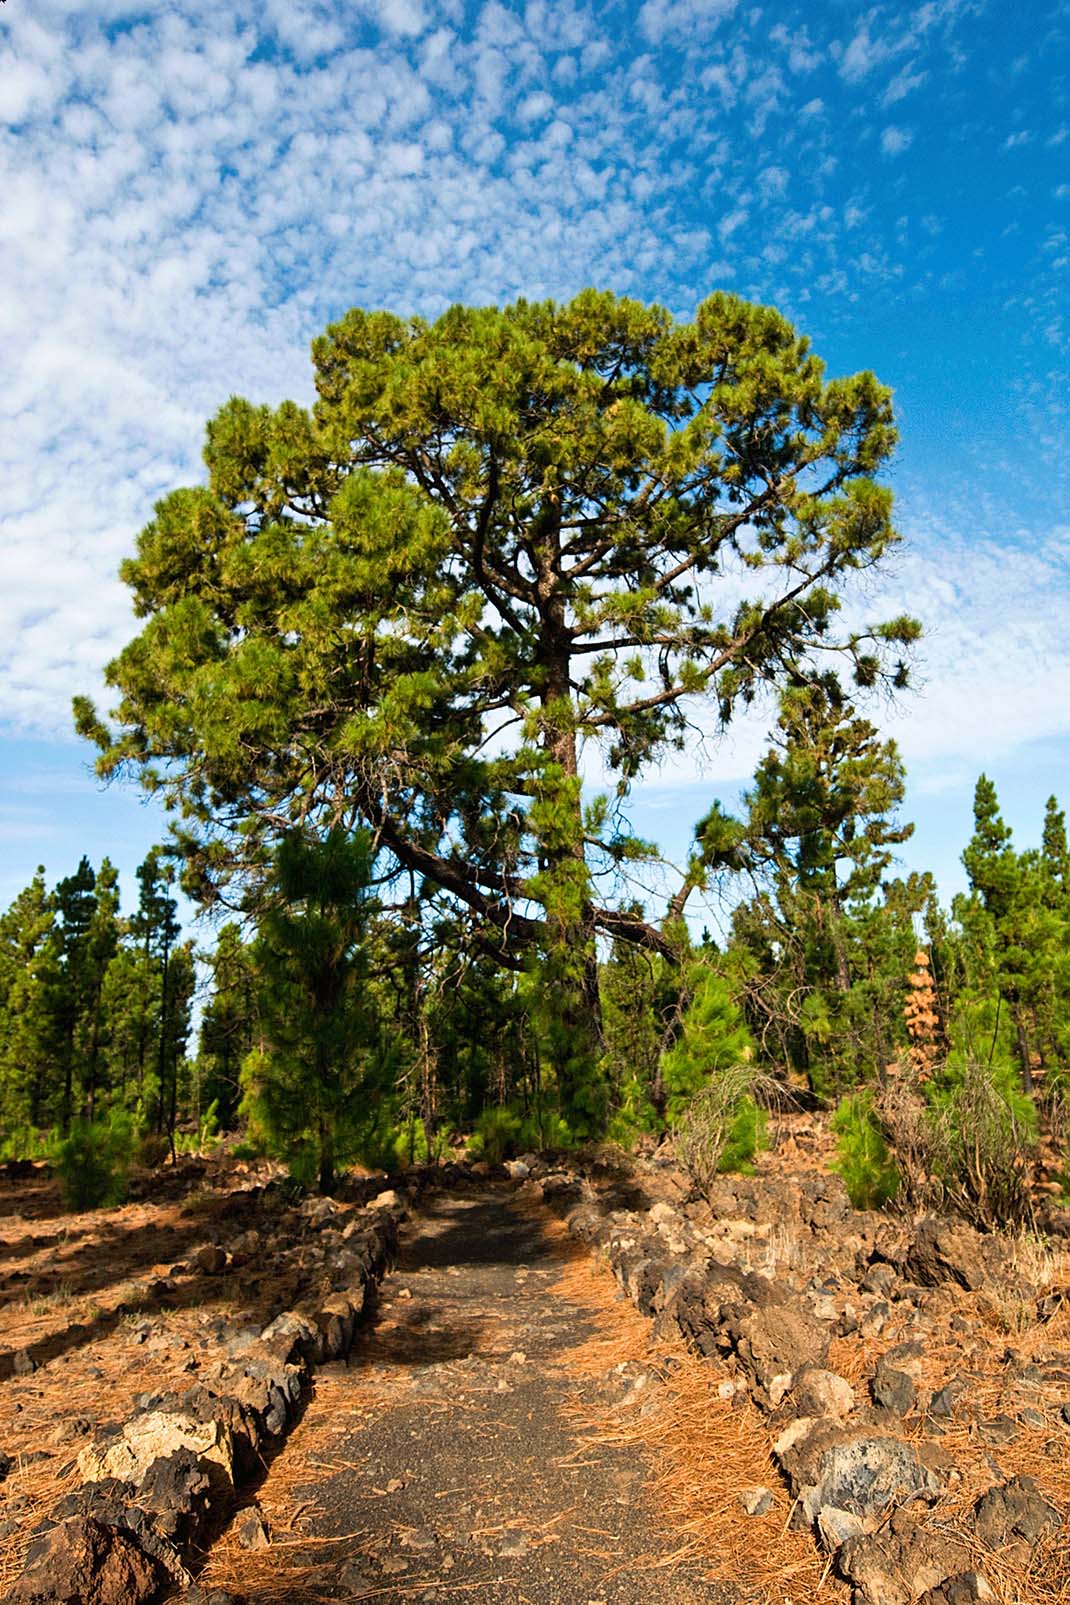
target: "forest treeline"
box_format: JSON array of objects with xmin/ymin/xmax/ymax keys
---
[
  {"xmin": 3, "ymin": 288, "xmax": 1065, "ymax": 1212},
  {"xmin": 2, "ymin": 753, "xmax": 1066, "ymax": 1215}
]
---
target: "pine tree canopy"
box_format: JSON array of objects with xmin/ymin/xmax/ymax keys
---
[{"xmin": 76, "ymin": 288, "xmax": 918, "ymax": 965}]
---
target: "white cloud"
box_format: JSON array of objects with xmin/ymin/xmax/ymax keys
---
[
  {"xmin": 881, "ymin": 62, "xmax": 927, "ymax": 106},
  {"xmin": 0, "ymin": 0, "xmax": 1066, "ymax": 871},
  {"xmin": 758, "ymin": 164, "xmax": 789, "ymax": 199},
  {"xmin": 638, "ymin": 0, "xmax": 738, "ymax": 44},
  {"xmin": 839, "ymin": 17, "xmax": 894, "ymax": 83},
  {"xmin": 881, "ymin": 124, "xmax": 914, "ymax": 156},
  {"xmin": 718, "ymin": 204, "xmax": 749, "ymax": 242}
]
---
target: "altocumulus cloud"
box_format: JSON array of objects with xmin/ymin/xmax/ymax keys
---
[{"xmin": 1, "ymin": 0, "xmax": 1070, "ymax": 809}]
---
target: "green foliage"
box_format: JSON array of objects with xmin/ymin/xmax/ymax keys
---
[
  {"xmin": 53, "ymin": 1113, "xmax": 135, "ymax": 1211},
  {"xmin": 719, "ymin": 1095, "xmax": 769, "ymax": 1175},
  {"xmin": 196, "ymin": 925, "xmax": 256, "ymax": 1130},
  {"xmin": 831, "ymin": 1092, "xmax": 900, "ymax": 1210},
  {"xmin": 174, "ymin": 1099, "xmax": 221, "ymax": 1157},
  {"xmin": 928, "ymin": 1055, "xmax": 1036, "ymax": 1228},
  {"xmin": 135, "ymin": 1131, "xmax": 171, "ymax": 1169},
  {"xmin": 660, "ymin": 966, "xmax": 754, "ymax": 1126},
  {"xmin": 466, "ymin": 1107, "xmax": 525, "ymax": 1166},
  {"xmin": 79, "ymin": 289, "xmax": 913, "ymax": 1128},
  {"xmin": 466, "ymin": 1104, "xmax": 574, "ymax": 1165},
  {"xmin": 721, "ymin": 680, "xmax": 924, "ymax": 1097},
  {"xmin": 0, "ymin": 1127, "xmax": 51, "ymax": 1162},
  {"xmin": 240, "ymin": 827, "xmax": 391, "ymax": 1192},
  {"xmin": 386, "ymin": 1123, "xmax": 449, "ymax": 1174}
]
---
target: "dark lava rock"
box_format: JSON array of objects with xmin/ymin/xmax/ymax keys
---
[
  {"xmin": 723, "ymin": 1298, "xmax": 831, "ymax": 1407},
  {"xmin": 6, "ymin": 1515, "xmax": 165, "ymax": 1605},
  {"xmin": 928, "ymin": 1378, "xmax": 967, "ymax": 1420},
  {"xmin": 838, "ymin": 1509, "xmax": 971, "ymax": 1605},
  {"xmin": 872, "ymin": 1364, "xmax": 916, "ymax": 1417},
  {"xmin": 776, "ymin": 1420, "xmax": 942, "ymax": 1530},
  {"xmin": 915, "ymin": 1573, "xmax": 996, "ymax": 1603},
  {"xmin": 978, "ymin": 1415, "xmax": 1017, "ymax": 1447},
  {"xmin": 191, "ymin": 1245, "xmax": 228, "ymax": 1276},
  {"xmin": 971, "ymin": 1475, "xmax": 1060, "ymax": 1547}
]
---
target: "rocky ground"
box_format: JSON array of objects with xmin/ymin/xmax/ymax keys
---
[{"xmin": 0, "ymin": 1123, "xmax": 1068, "ymax": 1604}]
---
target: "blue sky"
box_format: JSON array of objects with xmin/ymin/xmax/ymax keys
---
[{"xmin": 1, "ymin": 0, "xmax": 1068, "ymax": 925}]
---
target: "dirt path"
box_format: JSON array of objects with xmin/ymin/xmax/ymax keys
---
[{"xmin": 203, "ymin": 1189, "xmax": 737, "ymax": 1604}]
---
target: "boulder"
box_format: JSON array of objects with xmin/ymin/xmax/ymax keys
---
[
  {"xmin": 48, "ymin": 1477, "xmax": 192, "ymax": 1581},
  {"xmin": 227, "ymin": 1231, "xmax": 261, "ymax": 1267},
  {"xmin": 904, "ymin": 1218, "xmax": 1006, "ymax": 1294},
  {"xmin": 738, "ymin": 1485, "xmax": 774, "ymax": 1516},
  {"xmin": 136, "ymin": 1449, "xmax": 215, "ymax": 1547},
  {"xmin": 725, "ymin": 1300, "xmax": 831, "ymax": 1407},
  {"xmin": 971, "ymin": 1475, "xmax": 1060, "ymax": 1548},
  {"xmin": 6, "ymin": 1516, "xmax": 164, "ymax": 1605},
  {"xmin": 871, "ymin": 1363, "xmax": 916, "ymax": 1417},
  {"xmin": 916, "ymin": 1574, "xmax": 997, "ymax": 1604},
  {"xmin": 258, "ymin": 1311, "xmax": 318, "ymax": 1366},
  {"xmin": 928, "ymin": 1377, "xmax": 967, "ymax": 1419},
  {"xmin": 838, "ymin": 1510, "xmax": 972, "ymax": 1605},
  {"xmin": 817, "ymin": 1506, "xmax": 868, "ymax": 1549},
  {"xmin": 191, "ymin": 1245, "xmax": 228, "ymax": 1276},
  {"xmin": 78, "ymin": 1409, "xmax": 236, "ymax": 1495},
  {"xmin": 775, "ymin": 1420, "xmax": 942, "ymax": 1533},
  {"xmin": 792, "ymin": 1367, "xmax": 855, "ymax": 1421},
  {"xmin": 233, "ymin": 1503, "xmax": 270, "ymax": 1549}
]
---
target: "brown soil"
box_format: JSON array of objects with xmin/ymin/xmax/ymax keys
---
[{"xmin": 0, "ymin": 1156, "xmax": 311, "ymax": 1592}]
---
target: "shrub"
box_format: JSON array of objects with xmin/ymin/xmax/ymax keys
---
[
  {"xmin": 873, "ymin": 1055, "xmax": 1039, "ymax": 1230},
  {"xmin": 53, "ymin": 1114, "xmax": 135, "ymax": 1211},
  {"xmin": 933, "ymin": 1055, "xmax": 1036, "ymax": 1230},
  {"xmin": 465, "ymin": 1104, "xmax": 574, "ymax": 1165},
  {"xmin": 660, "ymin": 968, "xmax": 754, "ymax": 1126},
  {"xmin": 135, "ymin": 1131, "xmax": 171, "ymax": 1169},
  {"xmin": 391, "ymin": 1117, "xmax": 450, "ymax": 1169},
  {"xmin": 830, "ymin": 1092, "xmax": 899, "ymax": 1210},
  {"xmin": 0, "ymin": 1127, "xmax": 51, "ymax": 1163},
  {"xmin": 675, "ymin": 1065, "xmax": 758, "ymax": 1195},
  {"xmin": 466, "ymin": 1106, "xmax": 523, "ymax": 1165},
  {"xmin": 174, "ymin": 1101, "xmax": 221, "ymax": 1157}
]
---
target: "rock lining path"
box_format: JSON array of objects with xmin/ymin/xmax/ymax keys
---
[{"xmin": 206, "ymin": 1189, "xmax": 734, "ymax": 1605}]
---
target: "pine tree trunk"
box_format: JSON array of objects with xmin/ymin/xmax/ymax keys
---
[
  {"xmin": 318, "ymin": 1117, "xmax": 335, "ymax": 1194},
  {"xmin": 1016, "ymin": 1015, "xmax": 1034, "ymax": 1096},
  {"xmin": 535, "ymin": 532, "xmax": 606, "ymax": 1130}
]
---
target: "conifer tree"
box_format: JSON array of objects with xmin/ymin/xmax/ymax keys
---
[
  {"xmin": 957, "ymin": 777, "xmax": 1049, "ymax": 1093},
  {"xmin": 77, "ymin": 289, "xmax": 917, "ymax": 1130},
  {"xmin": 133, "ymin": 850, "xmax": 181, "ymax": 1136},
  {"xmin": 81, "ymin": 858, "xmax": 120, "ymax": 1120},
  {"xmin": 241, "ymin": 828, "xmax": 385, "ymax": 1191},
  {"xmin": 197, "ymin": 924, "xmax": 256, "ymax": 1128},
  {"xmin": 709, "ymin": 678, "xmax": 920, "ymax": 1092},
  {"xmin": 52, "ymin": 856, "xmax": 98, "ymax": 1130},
  {"xmin": 0, "ymin": 871, "xmax": 59, "ymax": 1135}
]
